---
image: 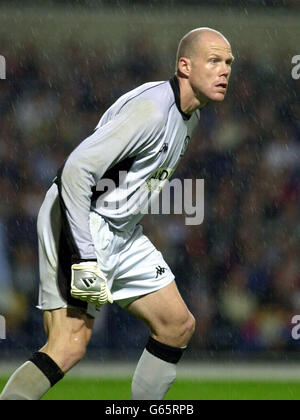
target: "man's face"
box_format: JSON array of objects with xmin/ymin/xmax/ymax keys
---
[{"xmin": 189, "ymin": 35, "xmax": 234, "ymax": 104}]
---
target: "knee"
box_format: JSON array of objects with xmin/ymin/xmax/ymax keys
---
[
  {"xmin": 156, "ymin": 311, "xmax": 196, "ymax": 348},
  {"xmin": 61, "ymin": 334, "xmax": 89, "ymax": 368},
  {"xmin": 45, "ymin": 334, "xmax": 89, "ymax": 372},
  {"xmin": 181, "ymin": 312, "xmax": 196, "ymax": 342},
  {"xmin": 65, "ymin": 340, "xmax": 87, "ymax": 364},
  {"xmin": 172, "ymin": 311, "xmax": 196, "ymax": 347}
]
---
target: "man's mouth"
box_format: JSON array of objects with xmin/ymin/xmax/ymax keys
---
[{"xmin": 216, "ymin": 82, "xmax": 228, "ymax": 90}]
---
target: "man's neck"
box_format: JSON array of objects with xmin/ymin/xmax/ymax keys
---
[
  {"xmin": 177, "ymin": 74, "xmax": 208, "ymax": 115},
  {"xmin": 169, "ymin": 75, "xmax": 191, "ymax": 121}
]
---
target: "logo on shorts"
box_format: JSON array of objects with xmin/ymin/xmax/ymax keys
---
[{"xmin": 155, "ymin": 266, "xmax": 166, "ymax": 278}]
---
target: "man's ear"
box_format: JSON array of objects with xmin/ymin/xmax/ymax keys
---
[{"xmin": 177, "ymin": 57, "xmax": 192, "ymax": 78}]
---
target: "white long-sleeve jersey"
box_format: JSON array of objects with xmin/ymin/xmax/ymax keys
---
[{"xmin": 52, "ymin": 76, "xmax": 200, "ymax": 263}]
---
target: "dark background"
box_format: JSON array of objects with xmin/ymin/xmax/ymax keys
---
[{"xmin": 0, "ymin": 1, "xmax": 299, "ymax": 361}]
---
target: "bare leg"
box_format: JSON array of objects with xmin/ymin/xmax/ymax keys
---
[
  {"xmin": 127, "ymin": 281, "xmax": 195, "ymax": 400},
  {"xmin": 0, "ymin": 307, "xmax": 94, "ymax": 400},
  {"xmin": 40, "ymin": 307, "xmax": 94, "ymax": 373}
]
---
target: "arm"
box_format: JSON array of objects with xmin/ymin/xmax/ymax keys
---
[{"xmin": 56, "ymin": 98, "xmax": 164, "ymax": 264}]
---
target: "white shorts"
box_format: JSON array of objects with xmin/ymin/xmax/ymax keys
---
[{"xmin": 37, "ymin": 184, "xmax": 174, "ymax": 318}]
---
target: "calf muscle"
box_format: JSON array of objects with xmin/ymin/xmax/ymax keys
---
[{"xmin": 40, "ymin": 308, "xmax": 94, "ymax": 373}]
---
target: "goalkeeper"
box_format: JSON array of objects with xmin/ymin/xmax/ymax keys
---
[{"xmin": 0, "ymin": 28, "xmax": 234, "ymax": 400}]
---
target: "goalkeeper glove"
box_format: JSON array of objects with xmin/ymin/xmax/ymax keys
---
[{"xmin": 71, "ymin": 261, "xmax": 113, "ymax": 306}]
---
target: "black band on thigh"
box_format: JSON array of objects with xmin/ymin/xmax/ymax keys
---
[
  {"xmin": 29, "ymin": 352, "xmax": 64, "ymax": 387},
  {"xmin": 146, "ymin": 336, "xmax": 186, "ymax": 364}
]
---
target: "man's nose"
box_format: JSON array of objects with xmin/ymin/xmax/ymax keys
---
[{"xmin": 220, "ymin": 63, "xmax": 231, "ymax": 78}]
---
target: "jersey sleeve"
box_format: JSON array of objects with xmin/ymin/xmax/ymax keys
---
[{"xmin": 56, "ymin": 98, "xmax": 164, "ymax": 263}]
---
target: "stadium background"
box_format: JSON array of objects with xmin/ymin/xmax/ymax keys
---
[{"xmin": 0, "ymin": 0, "xmax": 299, "ymax": 375}]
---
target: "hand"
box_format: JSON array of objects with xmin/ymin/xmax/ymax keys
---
[{"xmin": 71, "ymin": 262, "xmax": 113, "ymax": 306}]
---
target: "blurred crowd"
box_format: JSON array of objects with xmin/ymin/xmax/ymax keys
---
[{"xmin": 0, "ymin": 33, "xmax": 299, "ymax": 358}]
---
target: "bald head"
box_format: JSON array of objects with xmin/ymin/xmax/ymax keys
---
[{"xmin": 175, "ymin": 28, "xmax": 230, "ymax": 72}]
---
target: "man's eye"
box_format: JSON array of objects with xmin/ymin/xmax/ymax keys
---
[{"xmin": 210, "ymin": 58, "xmax": 218, "ymax": 63}]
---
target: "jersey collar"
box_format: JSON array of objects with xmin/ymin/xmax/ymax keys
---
[{"xmin": 169, "ymin": 75, "xmax": 191, "ymax": 121}]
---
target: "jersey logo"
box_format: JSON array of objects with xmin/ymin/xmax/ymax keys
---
[
  {"xmin": 158, "ymin": 143, "xmax": 169, "ymax": 154},
  {"xmin": 155, "ymin": 266, "xmax": 166, "ymax": 278},
  {"xmin": 144, "ymin": 167, "xmax": 175, "ymax": 192},
  {"xmin": 180, "ymin": 135, "xmax": 190, "ymax": 157}
]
